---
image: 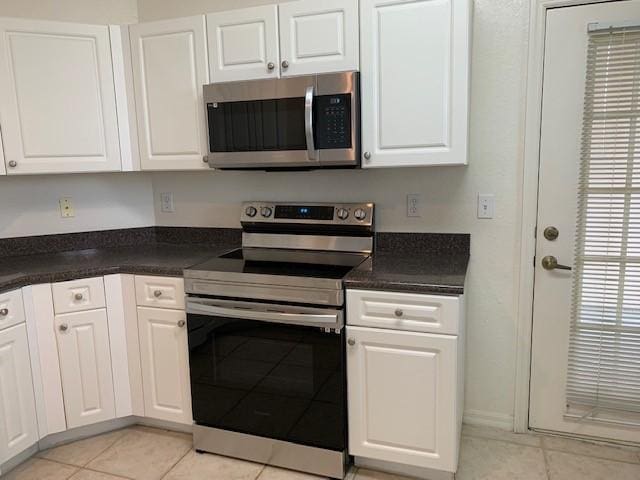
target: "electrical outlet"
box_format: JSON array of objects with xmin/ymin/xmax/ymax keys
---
[
  {"xmin": 59, "ymin": 197, "xmax": 75, "ymax": 218},
  {"xmin": 477, "ymin": 193, "xmax": 495, "ymax": 219},
  {"xmin": 160, "ymin": 192, "xmax": 175, "ymax": 213},
  {"xmin": 407, "ymin": 194, "xmax": 421, "ymax": 217}
]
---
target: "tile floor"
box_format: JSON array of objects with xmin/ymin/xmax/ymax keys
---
[{"xmin": 3, "ymin": 424, "xmax": 640, "ymax": 480}]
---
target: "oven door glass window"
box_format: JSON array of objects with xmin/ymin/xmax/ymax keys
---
[{"xmin": 187, "ymin": 314, "xmax": 345, "ymax": 451}]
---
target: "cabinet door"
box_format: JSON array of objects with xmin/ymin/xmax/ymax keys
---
[
  {"xmin": 0, "ymin": 324, "xmax": 38, "ymax": 463},
  {"xmin": 360, "ymin": 0, "xmax": 470, "ymax": 168},
  {"xmin": 279, "ymin": 0, "xmax": 359, "ymax": 77},
  {"xmin": 207, "ymin": 5, "xmax": 280, "ymax": 83},
  {"xmin": 137, "ymin": 307, "xmax": 192, "ymax": 424},
  {"xmin": 0, "ymin": 18, "xmax": 121, "ymax": 174},
  {"xmin": 130, "ymin": 16, "xmax": 210, "ymax": 171},
  {"xmin": 347, "ymin": 326, "xmax": 458, "ymax": 471},
  {"xmin": 55, "ymin": 309, "xmax": 116, "ymax": 429}
]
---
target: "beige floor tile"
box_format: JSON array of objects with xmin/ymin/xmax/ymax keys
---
[
  {"xmin": 163, "ymin": 450, "xmax": 264, "ymax": 480},
  {"xmin": 354, "ymin": 468, "xmax": 414, "ymax": 480},
  {"xmin": 69, "ymin": 470, "xmax": 129, "ymax": 480},
  {"xmin": 258, "ymin": 465, "xmax": 327, "ymax": 479},
  {"xmin": 85, "ymin": 428, "xmax": 192, "ymax": 480},
  {"xmin": 455, "ymin": 436, "xmax": 548, "ymax": 480},
  {"xmin": 3, "ymin": 458, "xmax": 78, "ymax": 480},
  {"xmin": 546, "ymin": 450, "xmax": 640, "ymax": 480},
  {"xmin": 541, "ymin": 435, "xmax": 640, "ymax": 463},
  {"xmin": 39, "ymin": 430, "xmax": 126, "ymax": 467},
  {"xmin": 462, "ymin": 424, "xmax": 542, "ymax": 447}
]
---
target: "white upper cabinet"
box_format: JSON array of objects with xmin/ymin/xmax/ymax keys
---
[
  {"xmin": 0, "ymin": 323, "xmax": 38, "ymax": 464},
  {"xmin": 130, "ymin": 16, "xmax": 210, "ymax": 171},
  {"xmin": 360, "ymin": 0, "xmax": 471, "ymax": 168},
  {"xmin": 278, "ymin": 0, "xmax": 359, "ymax": 77},
  {"xmin": 0, "ymin": 18, "xmax": 122, "ymax": 174},
  {"xmin": 207, "ymin": 5, "xmax": 280, "ymax": 83}
]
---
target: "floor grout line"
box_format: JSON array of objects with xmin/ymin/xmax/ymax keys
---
[
  {"xmin": 253, "ymin": 463, "xmax": 268, "ymax": 479},
  {"xmin": 158, "ymin": 446, "xmax": 195, "ymax": 480},
  {"xmin": 542, "ymin": 449, "xmax": 552, "ymax": 480}
]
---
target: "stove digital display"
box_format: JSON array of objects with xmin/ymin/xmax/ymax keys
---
[{"xmin": 274, "ymin": 205, "xmax": 335, "ymax": 220}]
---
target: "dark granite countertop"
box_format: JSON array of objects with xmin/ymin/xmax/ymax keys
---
[{"xmin": 0, "ymin": 229, "xmax": 469, "ymax": 297}]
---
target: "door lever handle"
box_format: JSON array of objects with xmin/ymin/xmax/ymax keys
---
[{"xmin": 541, "ymin": 255, "xmax": 572, "ymax": 271}]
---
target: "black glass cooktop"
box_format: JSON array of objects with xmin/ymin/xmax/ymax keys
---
[{"xmin": 188, "ymin": 248, "xmax": 369, "ymax": 280}]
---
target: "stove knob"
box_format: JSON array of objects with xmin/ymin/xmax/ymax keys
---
[
  {"xmin": 260, "ymin": 206, "xmax": 273, "ymax": 218},
  {"xmin": 354, "ymin": 208, "xmax": 367, "ymax": 221},
  {"xmin": 336, "ymin": 208, "xmax": 349, "ymax": 220},
  {"xmin": 245, "ymin": 206, "xmax": 257, "ymax": 218}
]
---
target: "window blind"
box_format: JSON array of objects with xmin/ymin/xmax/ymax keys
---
[{"xmin": 566, "ymin": 26, "xmax": 640, "ymax": 418}]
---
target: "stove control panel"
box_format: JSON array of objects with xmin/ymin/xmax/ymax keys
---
[{"xmin": 241, "ymin": 202, "xmax": 374, "ymax": 227}]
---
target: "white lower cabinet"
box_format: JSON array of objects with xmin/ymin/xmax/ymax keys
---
[
  {"xmin": 55, "ymin": 309, "xmax": 116, "ymax": 428},
  {"xmin": 0, "ymin": 323, "xmax": 38, "ymax": 464},
  {"xmin": 137, "ymin": 306, "xmax": 192, "ymax": 425}
]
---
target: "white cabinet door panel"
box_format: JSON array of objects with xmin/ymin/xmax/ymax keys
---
[
  {"xmin": 137, "ymin": 307, "xmax": 192, "ymax": 425},
  {"xmin": 347, "ymin": 326, "xmax": 458, "ymax": 471},
  {"xmin": 207, "ymin": 5, "xmax": 280, "ymax": 83},
  {"xmin": 130, "ymin": 16, "xmax": 210, "ymax": 170},
  {"xmin": 0, "ymin": 289, "xmax": 25, "ymax": 331},
  {"xmin": 360, "ymin": 0, "xmax": 470, "ymax": 167},
  {"xmin": 55, "ymin": 309, "xmax": 116, "ymax": 429},
  {"xmin": 279, "ymin": 0, "xmax": 359, "ymax": 76},
  {"xmin": 0, "ymin": 18, "xmax": 121, "ymax": 174},
  {"xmin": 0, "ymin": 324, "xmax": 38, "ymax": 463}
]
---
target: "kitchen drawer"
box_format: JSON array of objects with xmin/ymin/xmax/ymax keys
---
[
  {"xmin": 135, "ymin": 276, "xmax": 185, "ymax": 310},
  {"xmin": 0, "ymin": 289, "xmax": 25, "ymax": 330},
  {"xmin": 346, "ymin": 289, "xmax": 460, "ymax": 335},
  {"xmin": 51, "ymin": 277, "xmax": 106, "ymax": 314}
]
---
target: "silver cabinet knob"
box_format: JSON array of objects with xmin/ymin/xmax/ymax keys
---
[
  {"xmin": 8, "ymin": 160, "xmax": 17, "ymax": 168},
  {"xmin": 202, "ymin": 156, "xmax": 209, "ymax": 163},
  {"xmin": 154, "ymin": 290, "xmax": 162, "ymax": 298},
  {"xmin": 267, "ymin": 62, "xmax": 275, "ymax": 71},
  {"xmin": 281, "ymin": 60, "xmax": 289, "ymax": 69},
  {"xmin": 74, "ymin": 293, "xmax": 84, "ymax": 301},
  {"xmin": 394, "ymin": 309, "xmax": 403, "ymax": 317},
  {"xmin": 363, "ymin": 152, "xmax": 371, "ymax": 161},
  {"xmin": 59, "ymin": 323, "xmax": 69, "ymax": 332},
  {"xmin": 0, "ymin": 308, "xmax": 8, "ymax": 316},
  {"xmin": 347, "ymin": 338, "xmax": 356, "ymax": 346},
  {"xmin": 177, "ymin": 320, "xmax": 186, "ymax": 328}
]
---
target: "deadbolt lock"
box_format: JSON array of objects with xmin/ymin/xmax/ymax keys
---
[{"xmin": 544, "ymin": 226, "xmax": 559, "ymax": 241}]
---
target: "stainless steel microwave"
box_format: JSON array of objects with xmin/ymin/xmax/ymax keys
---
[{"xmin": 203, "ymin": 72, "xmax": 359, "ymax": 170}]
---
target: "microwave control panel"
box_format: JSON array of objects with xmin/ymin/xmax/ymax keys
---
[{"xmin": 314, "ymin": 94, "xmax": 352, "ymax": 150}]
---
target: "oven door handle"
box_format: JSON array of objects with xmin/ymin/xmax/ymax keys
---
[
  {"xmin": 186, "ymin": 300, "xmax": 342, "ymax": 330},
  {"xmin": 305, "ymin": 85, "xmax": 318, "ymax": 161}
]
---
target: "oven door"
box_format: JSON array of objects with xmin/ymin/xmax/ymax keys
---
[
  {"xmin": 203, "ymin": 72, "xmax": 359, "ymax": 169},
  {"xmin": 186, "ymin": 297, "xmax": 346, "ymax": 451}
]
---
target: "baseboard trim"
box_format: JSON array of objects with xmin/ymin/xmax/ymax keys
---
[
  {"xmin": 463, "ymin": 409, "xmax": 514, "ymax": 430},
  {"xmin": 354, "ymin": 457, "xmax": 453, "ymax": 480}
]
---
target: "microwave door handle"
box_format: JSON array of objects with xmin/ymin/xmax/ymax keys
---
[
  {"xmin": 305, "ymin": 86, "xmax": 318, "ymax": 160},
  {"xmin": 186, "ymin": 300, "xmax": 341, "ymax": 329}
]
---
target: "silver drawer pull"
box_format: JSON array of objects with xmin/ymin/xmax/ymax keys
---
[
  {"xmin": 347, "ymin": 338, "xmax": 356, "ymax": 346},
  {"xmin": 59, "ymin": 323, "xmax": 69, "ymax": 332},
  {"xmin": 394, "ymin": 309, "xmax": 403, "ymax": 317},
  {"xmin": 74, "ymin": 293, "xmax": 84, "ymax": 301},
  {"xmin": 154, "ymin": 290, "xmax": 163, "ymax": 298},
  {"xmin": 177, "ymin": 320, "xmax": 186, "ymax": 328},
  {"xmin": 0, "ymin": 308, "xmax": 8, "ymax": 316}
]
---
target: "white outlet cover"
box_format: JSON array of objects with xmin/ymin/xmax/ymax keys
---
[
  {"xmin": 160, "ymin": 192, "xmax": 175, "ymax": 213},
  {"xmin": 59, "ymin": 197, "xmax": 75, "ymax": 218},
  {"xmin": 407, "ymin": 194, "xmax": 421, "ymax": 217},
  {"xmin": 477, "ymin": 193, "xmax": 495, "ymax": 219}
]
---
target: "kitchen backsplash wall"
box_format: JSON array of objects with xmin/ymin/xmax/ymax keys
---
[{"xmin": 0, "ymin": 0, "xmax": 137, "ymax": 24}]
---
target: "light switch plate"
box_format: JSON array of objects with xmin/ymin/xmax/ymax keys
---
[
  {"xmin": 407, "ymin": 194, "xmax": 421, "ymax": 217},
  {"xmin": 59, "ymin": 197, "xmax": 74, "ymax": 218},
  {"xmin": 477, "ymin": 194, "xmax": 495, "ymax": 219}
]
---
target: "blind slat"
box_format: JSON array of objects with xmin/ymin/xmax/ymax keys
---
[{"xmin": 566, "ymin": 26, "xmax": 640, "ymax": 419}]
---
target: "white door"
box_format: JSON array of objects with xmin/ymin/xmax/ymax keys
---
[
  {"xmin": 137, "ymin": 307, "xmax": 192, "ymax": 424},
  {"xmin": 278, "ymin": 0, "xmax": 359, "ymax": 77},
  {"xmin": 529, "ymin": 1, "xmax": 640, "ymax": 443},
  {"xmin": 130, "ymin": 16, "xmax": 210, "ymax": 171},
  {"xmin": 0, "ymin": 18, "xmax": 121, "ymax": 174},
  {"xmin": 347, "ymin": 326, "xmax": 458, "ymax": 471},
  {"xmin": 360, "ymin": 0, "xmax": 470, "ymax": 168},
  {"xmin": 55, "ymin": 309, "xmax": 116, "ymax": 428},
  {"xmin": 207, "ymin": 5, "xmax": 280, "ymax": 83},
  {"xmin": 0, "ymin": 324, "xmax": 38, "ymax": 463}
]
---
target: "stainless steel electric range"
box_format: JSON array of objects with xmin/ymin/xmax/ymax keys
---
[{"xmin": 184, "ymin": 201, "xmax": 374, "ymax": 479}]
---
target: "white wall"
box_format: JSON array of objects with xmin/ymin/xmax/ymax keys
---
[
  {"xmin": 138, "ymin": 0, "xmax": 294, "ymax": 21},
  {"xmin": 148, "ymin": 0, "xmax": 531, "ymax": 428},
  {"xmin": 0, "ymin": 0, "xmax": 156, "ymax": 239},
  {"xmin": 0, "ymin": 174, "xmax": 155, "ymax": 238}
]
